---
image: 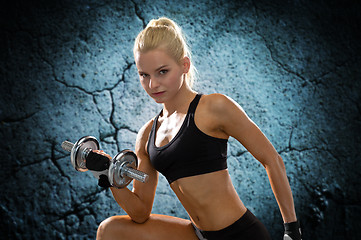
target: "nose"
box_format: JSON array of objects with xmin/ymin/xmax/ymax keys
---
[{"xmin": 149, "ymin": 77, "xmax": 160, "ymax": 89}]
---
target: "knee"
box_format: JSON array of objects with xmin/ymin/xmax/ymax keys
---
[
  {"xmin": 97, "ymin": 216, "xmax": 129, "ymax": 240},
  {"xmin": 97, "ymin": 217, "xmax": 111, "ymax": 240}
]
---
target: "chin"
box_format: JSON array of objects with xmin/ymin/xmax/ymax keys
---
[
  {"xmin": 149, "ymin": 95, "xmax": 165, "ymax": 104},
  {"xmin": 150, "ymin": 93, "xmax": 168, "ymax": 104},
  {"xmin": 154, "ymin": 98, "xmax": 165, "ymax": 104}
]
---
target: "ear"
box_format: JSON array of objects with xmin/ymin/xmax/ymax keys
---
[{"xmin": 182, "ymin": 56, "xmax": 191, "ymax": 74}]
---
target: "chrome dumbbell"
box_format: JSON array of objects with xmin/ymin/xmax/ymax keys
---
[{"xmin": 61, "ymin": 136, "xmax": 149, "ymax": 188}]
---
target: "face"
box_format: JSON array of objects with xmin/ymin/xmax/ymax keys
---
[{"xmin": 134, "ymin": 49, "xmax": 189, "ymax": 103}]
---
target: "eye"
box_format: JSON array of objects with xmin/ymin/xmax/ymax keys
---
[
  {"xmin": 139, "ymin": 73, "xmax": 149, "ymax": 79},
  {"xmin": 159, "ymin": 69, "xmax": 168, "ymax": 75}
]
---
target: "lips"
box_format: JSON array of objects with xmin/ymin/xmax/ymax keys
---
[{"xmin": 152, "ymin": 91, "xmax": 165, "ymax": 97}]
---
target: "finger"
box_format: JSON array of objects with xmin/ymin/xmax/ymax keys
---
[{"xmin": 92, "ymin": 150, "xmax": 112, "ymax": 159}]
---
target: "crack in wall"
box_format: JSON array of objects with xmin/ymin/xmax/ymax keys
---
[
  {"xmin": 279, "ymin": 146, "xmax": 320, "ymax": 155},
  {"xmin": 50, "ymin": 187, "xmax": 106, "ymax": 223},
  {"xmin": 307, "ymin": 56, "xmax": 360, "ymax": 87},
  {"xmin": 131, "ymin": 0, "xmax": 146, "ymax": 28},
  {"xmin": 251, "ymin": 0, "xmax": 307, "ymax": 83},
  {"xmin": 4, "ymin": 15, "xmax": 139, "ymax": 159},
  {"xmin": 251, "ymin": 0, "xmax": 355, "ymax": 90},
  {"xmin": 48, "ymin": 53, "xmax": 132, "ymax": 96},
  {"xmin": 106, "ymin": 62, "xmax": 137, "ymax": 151},
  {"xmin": 49, "ymin": 140, "xmax": 71, "ymax": 181},
  {"xmin": 92, "ymin": 92, "xmax": 112, "ymax": 124},
  {"xmin": 109, "ymin": 90, "xmax": 120, "ymax": 153},
  {"xmin": 118, "ymin": 61, "xmax": 134, "ymax": 98},
  {"xmin": 1, "ymin": 111, "xmax": 38, "ymax": 123},
  {"xmin": 50, "ymin": 60, "xmax": 137, "ymax": 152},
  {"xmin": 278, "ymin": 126, "xmax": 321, "ymax": 154},
  {"xmin": 11, "ymin": 145, "xmax": 69, "ymax": 180},
  {"xmin": 12, "ymin": 156, "xmax": 50, "ymax": 173},
  {"xmin": 11, "ymin": 139, "xmax": 63, "ymax": 173},
  {"xmin": 233, "ymin": 150, "xmax": 247, "ymax": 158}
]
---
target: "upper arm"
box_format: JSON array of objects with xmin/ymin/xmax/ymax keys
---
[
  {"xmin": 210, "ymin": 94, "xmax": 280, "ymax": 167},
  {"xmin": 132, "ymin": 120, "xmax": 158, "ymax": 214}
]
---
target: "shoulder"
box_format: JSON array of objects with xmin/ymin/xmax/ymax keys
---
[
  {"xmin": 199, "ymin": 93, "xmax": 250, "ymax": 133},
  {"xmin": 200, "ymin": 93, "xmax": 242, "ymax": 115},
  {"xmin": 135, "ymin": 118, "xmax": 154, "ymax": 155},
  {"xmin": 138, "ymin": 118, "xmax": 154, "ymax": 138},
  {"xmin": 194, "ymin": 93, "xmax": 246, "ymax": 137}
]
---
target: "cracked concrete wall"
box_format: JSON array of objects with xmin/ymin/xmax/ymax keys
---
[{"xmin": 1, "ymin": 0, "xmax": 360, "ymax": 239}]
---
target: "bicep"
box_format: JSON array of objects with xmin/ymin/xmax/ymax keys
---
[
  {"xmin": 132, "ymin": 123, "xmax": 158, "ymax": 210},
  {"xmin": 133, "ymin": 150, "xmax": 158, "ymax": 197}
]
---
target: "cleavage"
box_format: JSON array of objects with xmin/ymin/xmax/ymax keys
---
[{"xmin": 155, "ymin": 113, "xmax": 186, "ymax": 148}]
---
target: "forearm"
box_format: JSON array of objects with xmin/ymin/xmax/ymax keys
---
[
  {"xmin": 110, "ymin": 187, "xmax": 150, "ymax": 223},
  {"xmin": 265, "ymin": 155, "xmax": 297, "ymax": 223}
]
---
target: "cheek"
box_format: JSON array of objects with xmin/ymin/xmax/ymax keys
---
[
  {"xmin": 139, "ymin": 79, "xmax": 148, "ymax": 90},
  {"xmin": 168, "ymin": 71, "xmax": 183, "ymax": 86}
]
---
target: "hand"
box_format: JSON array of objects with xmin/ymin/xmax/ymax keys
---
[
  {"xmin": 98, "ymin": 174, "xmax": 112, "ymax": 188},
  {"xmin": 284, "ymin": 221, "xmax": 302, "ymax": 240},
  {"xmin": 86, "ymin": 150, "xmax": 112, "ymax": 171}
]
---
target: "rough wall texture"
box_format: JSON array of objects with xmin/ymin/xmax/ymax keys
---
[{"xmin": 1, "ymin": 0, "xmax": 360, "ymax": 239}]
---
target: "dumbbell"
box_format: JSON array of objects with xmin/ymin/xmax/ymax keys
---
[{"xmin": 61, "ymin": 136, "xmax": 149, "ymax": 188}]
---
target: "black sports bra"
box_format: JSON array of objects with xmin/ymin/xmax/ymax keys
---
[{"xmin": 147, "ymin": 94, "xmax": 228, "ymax": 184}]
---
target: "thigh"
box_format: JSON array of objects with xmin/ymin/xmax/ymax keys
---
[{"xmin": 97, "ymin": 214, "xmax": 199, "ymax": 240}]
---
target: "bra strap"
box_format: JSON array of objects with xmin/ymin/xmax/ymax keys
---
[{"xmin": 188, "ymin": 94, "xmax": 202, "ymax": 114}]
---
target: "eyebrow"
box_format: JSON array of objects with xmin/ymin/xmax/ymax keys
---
[
  {"xmin": 155, "ymin": 65, "xmax": 169, "ymax": 71},
  {"xmin": 138, "ymin": 65, "xmax": 169, "ymax": 74}
]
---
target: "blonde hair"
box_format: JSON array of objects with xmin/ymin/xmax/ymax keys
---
[{"xmin": 134, "ymin": 17, "xmax": 197, "ymax": 88}]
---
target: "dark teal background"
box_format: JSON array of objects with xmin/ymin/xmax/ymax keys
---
[{"xmin": 1, "ymin": 0, "xmax": 360, "ymax": 239}]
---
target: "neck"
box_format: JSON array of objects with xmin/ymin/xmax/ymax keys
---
[{"xmin": 162, "ymin": 84, "xmax": 197, "ymax": 117}]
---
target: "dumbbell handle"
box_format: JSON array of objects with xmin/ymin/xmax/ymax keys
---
[
  {"xmin": 61, "ymin": 140, "xmax": 75, "ymax": 152},
  {"xmin": 62, "ymin": 140, "xmax": 92, "ymax": 161},
  {"xmin": 121, "ymin": 165, "xmax": 149, "ymax": 183}
]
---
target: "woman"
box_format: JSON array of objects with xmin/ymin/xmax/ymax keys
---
[{"xmin": 96, "ymin": 17, "xmax": 301, "ymax": 240}]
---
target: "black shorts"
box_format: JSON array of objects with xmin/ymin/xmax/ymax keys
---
[{"xmin": 192, "ymin": 209, "xmax": 271, "ymax": 240}]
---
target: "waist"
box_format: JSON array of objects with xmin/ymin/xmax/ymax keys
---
[
  {"xmin": 171, "ymin": 170, "xmax": 246, "ymax": 230},
  {"xmin": 190, "ymin": 200, "xmax": 247, "ymax": 231}
]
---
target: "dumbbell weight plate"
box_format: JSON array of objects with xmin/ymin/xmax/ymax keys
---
[
  {"xmin": 71, "ymin": 136, "xmax": 99, "ymax": 172},
  {"xmin": 108, "ymin": 150, "xmax": 138, "ymax": 188}
]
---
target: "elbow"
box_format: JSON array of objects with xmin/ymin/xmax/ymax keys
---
[
  {"xmin": 131, "ymin": 214, "xmax": 150, "ymax": 224},
  {"xmin": 129, "ymin": 208, "xmax": 151, "ymax": 224},
  {"xmin": 263, "ymin": 153, "xmax": 286, "ymax": 171},
  {"xmin": 277, "ymin": 154, "xmax": 286, "ymax": 171}
]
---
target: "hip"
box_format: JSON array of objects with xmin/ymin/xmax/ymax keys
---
[{"xmin": 192, "ymin": 209, "xmax": 271, "ymax": 240}]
